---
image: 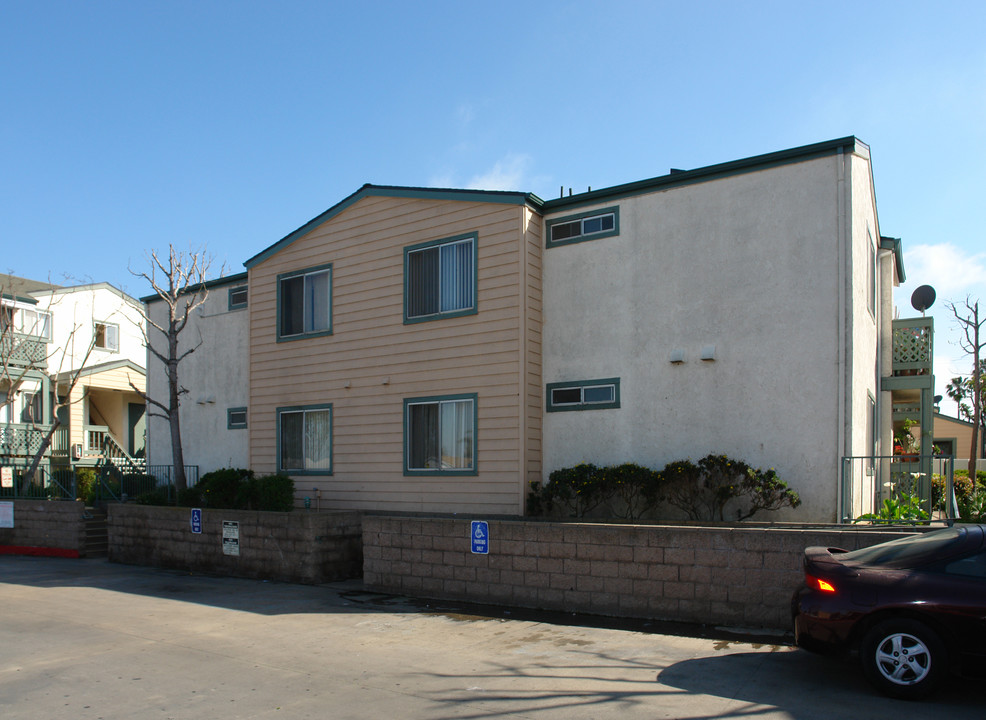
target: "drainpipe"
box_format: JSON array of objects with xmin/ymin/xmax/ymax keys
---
[{"xmin": 836, "ymin": 147, "xmax": 848, "ymax": 521}]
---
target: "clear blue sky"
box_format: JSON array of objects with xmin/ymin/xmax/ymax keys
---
[{"xmin": 2, "ymin": 1, "xmax": 984, "ymax": 413}]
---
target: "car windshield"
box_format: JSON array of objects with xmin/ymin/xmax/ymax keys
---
[{"xmin": 841, "ymin": 527, "xmax": 969, "ymax": 567}]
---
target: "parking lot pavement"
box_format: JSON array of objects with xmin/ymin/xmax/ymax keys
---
[{"xmin": 0, "ymin": 556, "xmax": 981, "ymax": 720}]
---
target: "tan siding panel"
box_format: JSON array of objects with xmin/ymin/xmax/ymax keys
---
[{"xmin": 248, "ymin": 195, "xmax": 541, "ymax": 513}]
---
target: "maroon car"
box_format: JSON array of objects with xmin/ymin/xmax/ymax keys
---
[{"xmin": 792, "ymin": 524, "xmax": 986, "ymax": 699}]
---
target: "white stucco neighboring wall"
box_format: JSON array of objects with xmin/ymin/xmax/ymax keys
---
[
  {"xmin": 145, "ymin": 276, "xmax": 249, "ymax": 476},
  {"xmin": 542, "ymin": 152, "xmax": 872, "ymax": 522},
  {"xmin": 36, "ymin": 283, "xmax": 145, "ymax": 374}
]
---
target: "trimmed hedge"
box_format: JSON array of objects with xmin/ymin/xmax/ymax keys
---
[
  {"xmin": 138, "ymin": 468, "xmax": 295, "ymax": 512},
  {"xmin": 530, "ymin": 454, "xmax": 800, "ymax": 522}
]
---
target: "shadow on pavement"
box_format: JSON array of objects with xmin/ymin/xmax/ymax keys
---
[
  {"xmin": 658, "ymin": 648, "xmax": 983, "ymax": 718},
  {"xmin": 0, "ymin": 555, "xmax": 789, "ymax": 644}
]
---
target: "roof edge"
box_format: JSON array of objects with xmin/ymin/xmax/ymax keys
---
[
  {"xmin": 880, "ymin": 236, "xmax": 905, "ymax": 284},
  {"xmin": 244, "ymin": 185, "xmax": 543, "ymax": 269},
  {"xmin": 542, "ymin": 136, "xmax": 866, "ymax": 211},
  {"xmin": 141, "ymin": 271, "xmax": 248, "ymax": 304}
]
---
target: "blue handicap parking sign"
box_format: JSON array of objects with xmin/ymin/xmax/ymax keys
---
[
  {"xmin": 190, "ymin": 508, "xmax": 202, "ymax": 534},
  {"xmin": 471, "ymin": 520, "xmax": 489, "ymax": 554}
]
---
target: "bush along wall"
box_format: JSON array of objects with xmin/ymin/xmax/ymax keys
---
[
  {"xmin": 136, "ymin": 468, "xmax": 295, "ymax": 512},
  {"xmin": 529, "ymin": 454, "xmax": 801, "ymax": 522}
]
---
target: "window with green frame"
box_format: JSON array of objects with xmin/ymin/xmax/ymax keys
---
[
  {"xmin": 278, "ymin": 264, "xmax": 332, "ymax": 340},
  {"xmin": 546, "ymin": 378, "xmax": 620, "ymax": 411},
  {"xmin": 404, "ymin": 233, "xmax": 477, "ymax": 323},
  {"xmin": 546, "ymin": 206, "xmax": 619, "ymax": 248},
  {"xmin": 228, "ymin": 285, "xmax": 248, "ymax": 311},
  {"xmin": 277, "ymin": 404, "xmax": 332, "ymax": 474},
  {"xmin": 227, "ymin": 407, "xmax": 247, "ymax": 429},
  {"xmin": 404, "ymin": 394, "xmax": 477, "ymax": 475}
]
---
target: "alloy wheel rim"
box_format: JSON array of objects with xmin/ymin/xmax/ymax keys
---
[{"xmin": 874, "ymin": 632, "xmax": 931, "ymax": 685}]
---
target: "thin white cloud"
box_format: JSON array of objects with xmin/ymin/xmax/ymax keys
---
[
  {"xmin": 902, "ymin": 243, "xmax": 986, "ymax": 297},
  {"xmin": 467, "ymin": 153, "xmax": 532, "ymax": 191}
]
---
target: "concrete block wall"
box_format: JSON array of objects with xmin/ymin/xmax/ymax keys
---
[
  {"xmin": 109, "ymin": 505, "xmax": 363, "ymax": 584},
  {"xmin": 362, "ymin": 517, "xmax": 913, "ymax": 631},
  {"xmin": 0, "ymin": 500, "xmax": 85, "ymax": 556}
]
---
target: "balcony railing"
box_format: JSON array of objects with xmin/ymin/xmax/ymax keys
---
[
  {"xmin": 892, "ymin": 317, "xmax": 933, "ymax": 377},
  {"xmin": 0, "ymin": 422, "xmax": 51, "ymax": 457},
  {"xmin": 0, "ymin": 333, "xmax": 48, "ymax": 368}
]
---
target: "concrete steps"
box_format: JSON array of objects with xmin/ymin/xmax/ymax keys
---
[{"xmin": 82, "ymin": 509, "xmax": 108, "ymax": 558}]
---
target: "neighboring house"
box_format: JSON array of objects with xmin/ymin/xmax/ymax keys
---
[
  {"xmin": 143, "ymin": 273, "xmax": 250, "ymax": 475},
  {"xmin": 933, "ymin": 412, "xmax": 986, "ymax": 471},
  {"xmin": 1, "ymin": 274, "xmax": 146, "ymax": 478},
  {"xmin": 144, "ymin": 137, "xmax": 933, "ymax": 522}
]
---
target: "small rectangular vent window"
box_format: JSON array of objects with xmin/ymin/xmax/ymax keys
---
[
  {"xmin": 547, "ymin": 207, "xmax": 619, "ymax": 247},
  {"xmin": 546, "ymin": 378, "xmax": 620, "ymax": 411}
]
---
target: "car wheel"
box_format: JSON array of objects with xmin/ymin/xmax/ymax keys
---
[{"xmin": 860, "ymin": 619, "xmax": 946, "ymax": 700}]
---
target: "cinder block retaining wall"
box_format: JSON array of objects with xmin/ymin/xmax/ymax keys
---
[
  {"xmin": 109, "ymin": 505, "xmax": 363, "ymax": 584},
  {"xmin": 362, "ymin": 517, "xmax": 914, "ymax": 631},
  {"xmin": 0, "ymin": 500, "xmax": 86, "ymax": 557}
]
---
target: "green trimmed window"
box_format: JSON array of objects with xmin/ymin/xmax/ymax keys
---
[
  {"xmin": 278, "ymin": 264, "xmax": 332, "ymax": 340},
  {"xmin": 1, "ymin": 304, "xmax": 51, "ymax": 340},
  {"xmin": 228, "ymin": 285, "xmax": 248, "ymax": 311},
  {"xmin": 227, "ymin": 407, "xmax": 247, "ymax": 429},
  {"xmin": 278, "ymin": 404, "xmax": 332, "ymax": 474},
  {"xmin": 546, "ymin": 378, "xmax": 620, "ymax": 412},
  {"xmin": 546, "ymin": 207, "xmax": 619, "ymax": 247},
  {"xmin": 404, "ymin": 234, "xmax": 477, "ymax": 323},
  {"xmin": 404, "ymin": 394, "xmax": 477, "ymax": 475}
]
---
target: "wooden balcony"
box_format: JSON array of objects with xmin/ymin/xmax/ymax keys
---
[
  {"xmin": 0, "ymin": 333, "xmax": 48, "ymax": 368},
  {"xmin": 0, "ymin": 422, "xmax": 51, "ymax": 457}
]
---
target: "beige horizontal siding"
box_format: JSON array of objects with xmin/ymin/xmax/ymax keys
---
[{"xmin": 248, "ymin": 195, "xmax": 542, "ymax": 514}]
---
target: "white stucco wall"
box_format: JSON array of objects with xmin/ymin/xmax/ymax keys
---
[
  {"xmin": 38, "ymin": 283, "xmax": 145, "ymax": 374},
  {"xmin": 542, "ymin": 154, "xmax": 867, "ymax": 522},
  {"xmin": 847, "ymin": 150, "xmax": 881, "ymax": 457},
  {"xmin": 145, "ymin": 277, "xmax": 249, "ymax": 476}
]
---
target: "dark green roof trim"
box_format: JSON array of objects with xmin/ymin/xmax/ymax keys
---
[
  {"xmin": 141, "ymin": 271, "xmax": 248, "ymax": 304},
  {"xmin": 1, "ymin": 292, "xmax": 39, "ymax": 305},
  {"xmin": 244, "ymin": 184, "xmax": 543, "ymax": 270},
  {"xmin": 542, "ymin": 136, "xmax": 867, "ymax": 212},
  {"xmin": 880, "ymin": 236, "xmax": 905, "ymax": 284}
]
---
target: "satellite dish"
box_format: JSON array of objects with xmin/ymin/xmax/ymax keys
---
[{"xmin": 911, "ymin": 285, "xmax": 936, "ymax": 314}]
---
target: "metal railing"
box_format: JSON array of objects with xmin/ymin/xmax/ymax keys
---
[
  {"xmin": 0, "ymin": 462, "xmax": 199, "ymax": 504},
  {"xmin": 840, "ymin": 454, "xmax": 954, "ymax": 524},
  {"xmin": 0, "ymin": 465, "xmax": 76, "ymax": 500}
]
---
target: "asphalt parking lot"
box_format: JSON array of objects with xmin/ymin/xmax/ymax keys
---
[{"xmin": 0, "ymin": 556, "xmax": 981, "ymax": 719}]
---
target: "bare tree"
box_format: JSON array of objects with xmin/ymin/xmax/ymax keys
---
[
  {"xmin": 946, "ymin": 296, "xmax": 984, "ymax": 485},
  {"xmin": 129, "ymin": 246, "xmax": 217, "ymax": 493}
]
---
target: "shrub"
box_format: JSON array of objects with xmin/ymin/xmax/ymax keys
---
[
  {"xmin": 958, "ymin": 489, "xmax": 986, "ymax": 523},
  {"xmin": 198, "ymin": 468, "xmax": 253, "ymax": 509},
  {"xmin": 664, "ymin": 454, "xmax": 800, "ymax": 522},
  {"xmin": 244, "ymin": 474, "xmax": 295, "ymax": 512},
  {"xmin": 177, "ymin": 485, "xmax": 203, "ymax": 508},
  {"xmin": 602, "ymin": 462, "xmax": 664, "ymax": 519},
  {"xmin": 136, "ymin": 488, "xmax": 172, "ymax": 506},
  {"xmin": 543, "ymin": 463, "xmax": 607, "ymax": 518},
  {"xmin": 179, "ymin": 469, "xmax": 294, "ymax": 511},
  {"xmin": 932, "ymin": 474, "xmax": 974, "ymax": 511},
  {"xmin": 530, "ymin": 455, "xmax": 799, "ymax": 522},
  {"xmin": 75, "ymin": 468, "xmax": 98, "ymax": 504}
]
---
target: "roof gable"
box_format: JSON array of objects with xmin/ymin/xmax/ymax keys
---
[{"xmin": 244, "ymin": 184, "xmax": 542, "ymax": 269}]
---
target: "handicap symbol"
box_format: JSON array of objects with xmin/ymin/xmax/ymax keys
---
[{"xmin": 474, "ymin": 525, "xmax": 486, "ymax": 539}]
